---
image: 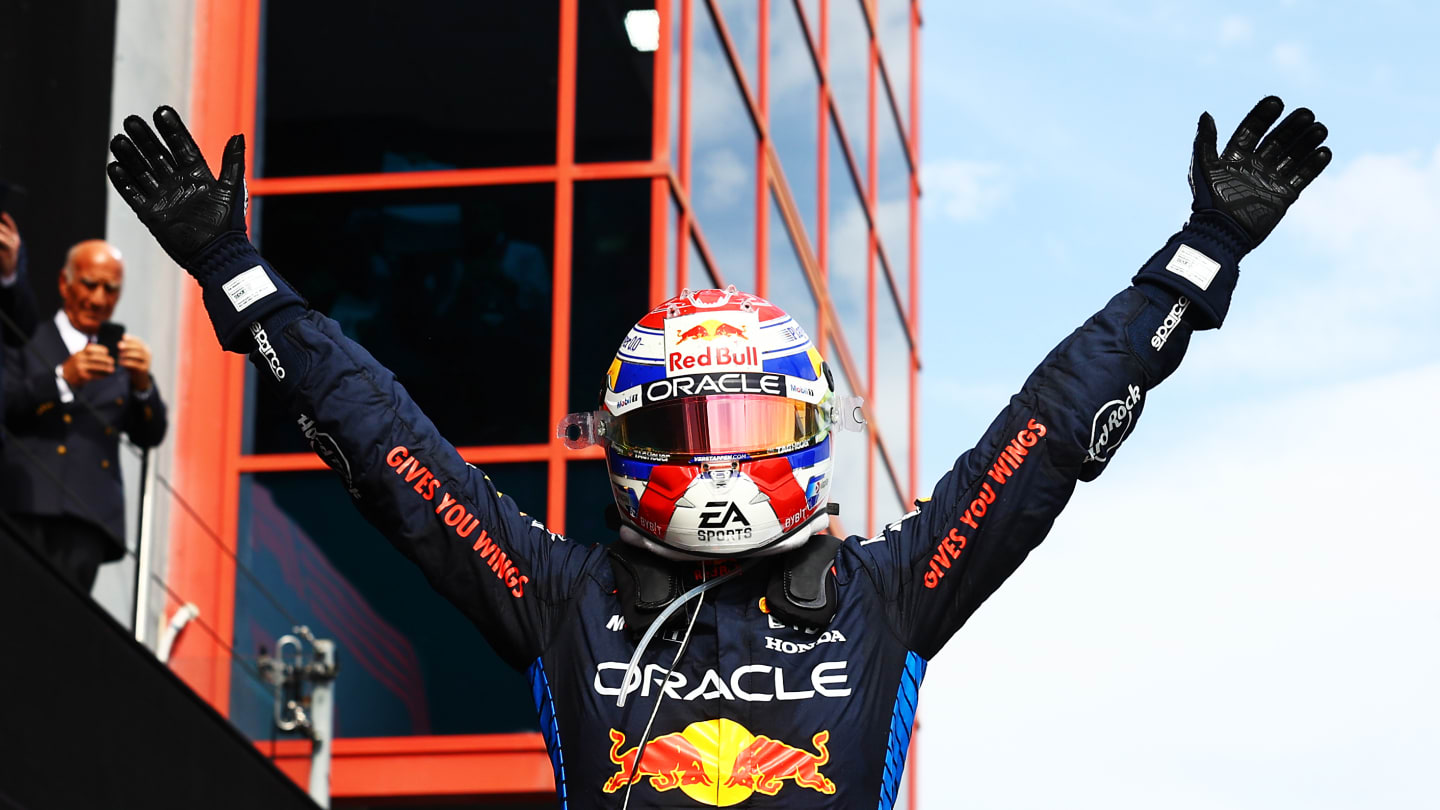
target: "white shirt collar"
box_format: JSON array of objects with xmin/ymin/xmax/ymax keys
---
[{"xmin": 53, "ymin": 309, "xmax": 92, "ymax": 356}]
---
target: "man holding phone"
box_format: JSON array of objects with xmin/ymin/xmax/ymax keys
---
[{"xmin": 0, "ymin": 239, "xmax": 167, "ymax": 591}]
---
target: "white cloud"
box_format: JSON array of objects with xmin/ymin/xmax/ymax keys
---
[
  {"xmin": 919, "ymin": 363, "xmax": 1440, "ymax": 809},
  {"xmin": 1219, "ymin": 15, "xmax": 1253, "ymax": 46},
  {"xmin": 696, "ymin": 147, "xmax": 748, "ymax": 207},
  {"xmin": 1290, "ymin": 144, "xmax": 1440, "ymax": 267},
  {"xmin": 1187, "ymin": 144, "xmax": 1440, "ymax": 381},
  {"xmin": 922, "ymin": 159, "xmax": 1011, "ymax": 223},
  {"xmin": 1272, "ymin": 41, "xmax": 1311, "ymax": 76}
]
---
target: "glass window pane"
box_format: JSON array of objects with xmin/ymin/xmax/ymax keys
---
[
  {"xmin": 570, "ymin": 179, "xmax": 652, "ymax": 414},
  {"xmin": 231, "ymin": 468, "xmax": 547, "ymax": 740},
  {"xmin": 875, "ymin": 277, "xmax": 911, "ymax": 500},
  {"xmin": 667, "ymin": 189, "xmax": 680, "ymax": 296},
  {"xmin": 566, "ymin": 459, "xmax": 616, "ymax": 545},
  {"xmin": 691, "ymin": 7, "xmax": 757, "ymax": 291},
  {"xmin": 827, "ymin": 116, "xmax": 868, "ymax": 390},
  {"xmin": 826, "ymin": 339, "xmax": 868, "ymax": 538},
  {"xmin": 876, "ymin": 109, "xmax": 910, "ymax": 308},
  {"xmin": 258, "ymin": 1, "xmax": 559, "ymax": 177},
  {"xmin": 828, "ymin": 0, "xmax": 870, "ymax": 176},
  {"xmin": 767, "ymin": 192, "xmax": 817, "ymax": 341},
  {"xmin": 576, "ymin": 0, "xmax": 656, "ymax": 162},
  {"xmin": 769, "ymin": 0, "xmax": 820, "ymax": 244},
  {"xmin": 877, "ymin": 0, "xmax": 911, "ymax": 126},
  {"xmin": 798, "ymin": 0, "xmax": 820, "ymax": 40},
  {"xmin": 248, "ymin": 185, "xmax": 555, "ymax": 453},
  {"xmin": 688, "ymin": 232, "xmax": 719, "ymax": 289},
  {"xmin": 713, "ymin": 0, "xmax": 758, "ymax": 99}
]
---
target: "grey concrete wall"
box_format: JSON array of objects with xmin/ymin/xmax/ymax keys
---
[{"xmin": 95, "ymin": 0, "xmax": 196, "ymax": 643}]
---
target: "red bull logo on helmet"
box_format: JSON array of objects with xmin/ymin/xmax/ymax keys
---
[
  {"xmin": 665, "ymin": 312, "xmax": 762, "ymax": 377},
  {"xmin": 602, "ymin": 718, "xmax": 836, "ymax": 805}
]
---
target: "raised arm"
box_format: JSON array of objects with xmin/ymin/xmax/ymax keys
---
[
  {"xmin": 849, "ymin": 97, "xmax": 1332, "ymax": 659},
  {"xmin": 106, "ymin": 107, "xmax": 590, "ymax": 669},
  {"xmin": 0, "ymin": 219, "xmax": 40, "ymax": 347}
]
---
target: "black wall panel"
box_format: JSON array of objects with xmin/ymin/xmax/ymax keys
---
[
  {"xmin": 0, "ymin": 0, "xmax": 117, "ymax": 318},
  {"xmin": 0, "ymin": 520, "xmax": 315, "ymax": 810}
]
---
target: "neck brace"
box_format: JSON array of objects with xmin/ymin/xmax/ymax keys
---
[{"xmin": 607, "ymin": 532, "xmax": 844, "ymax": 639}]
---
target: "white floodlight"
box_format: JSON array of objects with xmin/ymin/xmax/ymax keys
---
[{"xmin": 624, "ymin": 9, "xmax": 661, "ymax": 52}]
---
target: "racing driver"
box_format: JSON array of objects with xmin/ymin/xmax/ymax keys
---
[{"xmin": 106, "ymin": 96, "xmax": 1329, "ymax": 808}]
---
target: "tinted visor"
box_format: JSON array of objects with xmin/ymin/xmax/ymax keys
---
[{"xmin": 610, "ymin": 395, "xmax": 827, "ymax": 456}]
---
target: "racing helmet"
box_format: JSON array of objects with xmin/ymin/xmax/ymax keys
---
[{"xmin": 558, "ymin": 287, "xmax": 864, "ymax": 560}]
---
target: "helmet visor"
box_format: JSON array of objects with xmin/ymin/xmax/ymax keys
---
[{"xmin": 609, "ymin": 395, "xmax": 828, "ymax": 456}]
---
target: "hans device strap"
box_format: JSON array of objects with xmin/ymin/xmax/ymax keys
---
[
  {"xmin": 765, "ymin": 534, "xmax": 843, "ymax": 632},
  {"xmin": 607, "ymin": 545, "xmax": 685, "ymax": 639},
  {"xmin": 607, "ymin": 534, "xmax": 844, "ymax": 639}
]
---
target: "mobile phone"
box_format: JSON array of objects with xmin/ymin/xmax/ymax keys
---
[
  {"xmin": 97, "ymin": 322, "xmax": 125, "ymax": 361},
  {"xmin": 0, "ymin": 181, "xmax": 26, "ymax": 217}
]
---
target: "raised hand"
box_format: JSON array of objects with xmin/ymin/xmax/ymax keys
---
[
  {"xmin": 0, "ymin": 212, "xmax": 21, "ymax": 279},
  {"xmin": 106, "ymin": 106, "xmax": 249, "ymax": 281},
  {"xmin": 106, "ymin": 106, "xmax": 305, "ymax": 353},
  {"xmin": 1190, "ymin": 96, "xmax": 1332, "ymax": 247}
]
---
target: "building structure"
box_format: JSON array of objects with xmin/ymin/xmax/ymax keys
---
[{"xmin": 8, "ymin": 0, "xmax": 922, "ymax": 806}]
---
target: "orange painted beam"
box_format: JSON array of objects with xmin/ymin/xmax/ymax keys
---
[
  {"xmin": 545, "ymin": 0, "xmax": 579, "ymax": 534},
  {"xmin": 651, "ymin": 0, "xmax": 674, "ymax": 303},
  {"xmin": 249, "ymin": 161, "xmax": 666, "ymax": 196},
  {"xmin": 233, "ymin": 444, "xmax": 603, "ymax": 473},
  {"xmin": 264, "ymin": 734, "xmax": 554, "ymax": 800}
]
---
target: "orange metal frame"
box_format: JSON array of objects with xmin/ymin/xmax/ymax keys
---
[
  {"xmin": 174, "ymin": 0, "xmax": 922, "ymax": 803},
  {"xmin": 265, "ymin": 734, "xmax": 555, "ymax": 802}
]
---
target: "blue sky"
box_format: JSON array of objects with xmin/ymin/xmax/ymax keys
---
[{"xmin": 917, "ymin": 1, "xmax": 1439, "ymax": 807}]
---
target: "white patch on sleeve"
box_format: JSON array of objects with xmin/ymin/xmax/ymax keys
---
[
  {"xmin": 1165, "ymin": 244, "xmax": 1222, "ymax": 291},
  {"xmin": 222, "ymin": 265, "xmax": 278, "ymax": 312}
]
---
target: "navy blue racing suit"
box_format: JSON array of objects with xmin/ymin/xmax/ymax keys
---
[{"xmin": 244, "ymin": 275, "xmax": 1194, "ymax": 808}]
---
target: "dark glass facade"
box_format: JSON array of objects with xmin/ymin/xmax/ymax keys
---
[{"xmin": 175, "ymin": 0, "xmax": 920, "ymax": 804}]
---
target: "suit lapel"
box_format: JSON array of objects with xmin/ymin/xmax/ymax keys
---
[{"xmin": 32, "ymin": 319, "xmax": 70, "ymax": 370}]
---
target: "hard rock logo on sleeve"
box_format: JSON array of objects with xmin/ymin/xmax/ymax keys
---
[{"xmin": 1086, "ymin": 384, "xmax": 1141, "ymax": 463}]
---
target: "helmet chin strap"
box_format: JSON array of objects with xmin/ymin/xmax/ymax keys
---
[{"xmin": 616, "ymin": 511, "xmax": 830, "ymax": 561}]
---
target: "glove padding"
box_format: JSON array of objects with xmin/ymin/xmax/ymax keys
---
[
  {"xmin": 107, "ymin": 107, "xmax": 304, "ymax": 352},
  {"xmin": 1190, "ymin": 95, "xmax": 1332, "ymax": 244},
  {"xmin": 1136, "ymin": 96, "xmax": 1333, "ymax": 329}
]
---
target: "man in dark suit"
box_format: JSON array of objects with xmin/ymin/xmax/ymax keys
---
[{"xmin": 1, "ymin": 239, "xmax": 167, "ymax": 591}]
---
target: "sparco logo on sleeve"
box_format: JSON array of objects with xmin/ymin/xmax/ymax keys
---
[
  {"xmin": 250, "ymin": 322, "xmax": 285, "ymax": 380},
  {"xmin": 1151, "ymin": 296, "xmax": 1189, "ymax": 351},
  {"xmin": 1086, "ymin": 384, "xmax": 1142, "ymax": 463}
]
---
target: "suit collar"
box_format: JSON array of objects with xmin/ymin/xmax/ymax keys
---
[
  {"xmin": 32, "ymin": 318, "xmax": 69, "ymax": 365},
  {"xmin": 53, "ymin": 309, "xmax": 91, "ymax": 356}
]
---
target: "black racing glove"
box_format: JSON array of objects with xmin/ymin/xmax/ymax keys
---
[
  {"xmin": 107, "ymin": 106, "xmax": 304, "ymax": 352},
  {"xmin": 1135, "ymin": 96, "xmax": 1332, "ymax": 329}
]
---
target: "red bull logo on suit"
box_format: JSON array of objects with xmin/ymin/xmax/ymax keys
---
[{"xmin": 602, "ymin": 718, "xmax": 836, "ymax": 805}]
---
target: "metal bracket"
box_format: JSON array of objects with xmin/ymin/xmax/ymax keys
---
[{"xmin": 258, "ymin": 625, "xmax": 338, "ymax": 807}]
